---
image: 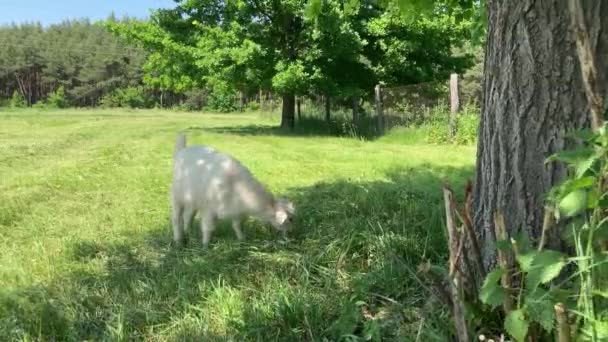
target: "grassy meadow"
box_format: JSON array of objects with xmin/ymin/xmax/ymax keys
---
[{"xmin": 0, "ymin": 108, "xmax": 475, "ymax": 341}]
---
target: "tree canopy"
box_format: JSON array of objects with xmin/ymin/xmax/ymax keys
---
[{"xmin": 106, "ymin": 0, "xmax": 475, "ymax": 126}]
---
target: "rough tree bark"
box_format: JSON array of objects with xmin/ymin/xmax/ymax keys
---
[
  {"xmin": 474, "ymin": 0, "xmax": 608, "ymax": 265},
  {"xmin": 281, "ymin": 93, "xmax": 295, "ymax": 130}
]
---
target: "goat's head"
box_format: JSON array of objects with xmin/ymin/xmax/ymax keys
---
[{"xmin": 270, "ymin": 197, "xmax": 295, "ymax": 236}]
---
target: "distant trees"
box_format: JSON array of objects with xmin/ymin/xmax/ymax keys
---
[
  {"xmin": 0, "ymin": 1, "xmax": 476, "ymax": 117},
  {"xmin": 0, "ymin": 19, "xmax": 148, "ymax": 107}
]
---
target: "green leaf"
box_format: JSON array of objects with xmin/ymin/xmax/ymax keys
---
[
  {"xmin": 558, "ymin": 189, "xmax": 588, "ymax": 217},
  {"xmin": 496, "ymin": 238, "xmax": 511, "ymax": 251},
  {"xmin": 526, "ymin": 250, "xmax": 567, "ymax": 290},
  {"xmin": 505, "ymin": 308, "xmax": 529, "ymax": 342},
  {"xmin": 546, "ymin": 147, "xmax": 594, "ymax": 166},
  {"xmin": 512, "ymin": 231, "xmax": 532, "ymax": 254},
  {"xmin": 516, "ymin": 251, "xmax": 538, "ymax": 273},
  {"xmin": 479, "ymin": 268, "xmax": 506, "ymax": 308},
  {"xmin": 576, "ymin": 155, "xmax": 599, "ymax": 178},
  {"xmin": 526, "ymin": 288, "xmax": 555, "ymax": 332},
  {"xmin": 569, "ymin": 128, "xmax": 596, "ymax": 142}
]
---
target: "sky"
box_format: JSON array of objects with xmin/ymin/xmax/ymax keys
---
[{"xmin": 0, "ymin": 0, "xmax": 177, "ymax": 26}]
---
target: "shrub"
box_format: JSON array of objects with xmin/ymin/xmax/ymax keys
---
[
  {"xmin": 425, "ymin": 103, "xmax": 479, "ymax": 145},
  {"xmin": 46, "ymin": 86, "xmax": 67, "ymax": 108},
  {"xmin": 100, "ymin": 87, "xmax": 153, "ymax": 108},
  {"xmin": 245, "ymin": 100, "xmax": 260, "ymax": 112},
  {"xmin": 207, "ymin": 84, "xmax": 237, "ymax": 112},
  {"xmin": 182, "ymin": 89, "xmax": 208, "ymax": 111},
  {"xmin": 9, "ymin": 91, "xmax": 27, "ymax": 108}
]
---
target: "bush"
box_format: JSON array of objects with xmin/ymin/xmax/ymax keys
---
[
  {"xmin": 46, "ymin": 86, "xmax": 67, "ymax": 108},
  {"xmin": 425, "ymin": 104, "xmax": 479, "ymax": 145},
  {"xmin": 100, "ymin": 87, "xmax": 153, "ymax": 108},
  {"xmin": 9, "ymin": 91, "xmax": 27, "ymax": 108},
  {"xmin": 245, "ymin": 101, "xmax": 260, "ymax": 112},
  {"xmin": 207, "ymin": 84, "xmax": 237, "ymax": 112},
  {"xmin": 182, "ymin": 89, "xmax": 208, "ymax": 111}
]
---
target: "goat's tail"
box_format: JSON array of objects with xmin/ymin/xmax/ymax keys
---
[{"xmin": 174, "ymin": 132, "xmax": 187, "ymax": 158}]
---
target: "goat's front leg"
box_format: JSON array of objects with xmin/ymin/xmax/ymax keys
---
[
  {"xmin": 232, "ymin": 217, "xmax": 245, "ymax": 242},
  {"xmin": 201, "ymin": 212, "xmax": 216, "ymax": 250}
]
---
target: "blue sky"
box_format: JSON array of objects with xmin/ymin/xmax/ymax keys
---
[{"xmin": 0, "ymin": 0, "xmax": 177, "ymax": 26}]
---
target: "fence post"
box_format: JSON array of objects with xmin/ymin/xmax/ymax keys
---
[
  {"xmin": 449, "ymin": 73, "xmax": 460, "ymax": 142},
  {"xmin": 375, "ymin": 84, "xmax": 384, "ymax": 133}
]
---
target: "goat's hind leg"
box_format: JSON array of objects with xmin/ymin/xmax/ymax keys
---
[
  {"xmin": 232, "ymin": 217, "xmax": 245, "ymax": 242},
  {"xmin": 182, "ymin": 207, "xmax": 196, "ymax": 244},
  {"xmin": 172, "ymin": 202, "xmax": 185, "ymax": 246},
  {"xmin": 201, "ymin": 212, "xmax": 217, "ymax": 250}
]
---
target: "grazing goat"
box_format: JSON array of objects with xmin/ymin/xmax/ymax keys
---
[{"xmin": 171, "ymin": 133, "xmax": 295, "ymax": 248}]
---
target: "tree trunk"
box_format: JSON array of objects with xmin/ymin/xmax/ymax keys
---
[
  {"xmin": 325, "ymin": 95, "xmax": 330, "ymax": 122},
  {"xmin": 351, "ymin": 96, "xmax": 359, "ymax": 123},
  {"xmin": 474, "ymin": 0, "xmax": 608, "ymax": 266},
  {"xmin": 296, "ymin": 97, "xmax": 302, "ymax": 121},
  {"xmin": 281, "ymin": 93, "xmax": 295, "ymax": 130}
]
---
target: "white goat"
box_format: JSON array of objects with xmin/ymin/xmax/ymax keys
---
[{"xmin": 170, "ymin": 133, "xmax": 295, "ymax": 248}]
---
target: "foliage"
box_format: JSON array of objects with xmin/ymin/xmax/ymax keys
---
[
  {"xmin": 0, "ymin": 19, "xmax": 147, "ymax": 107},
  {"xmin": 365, "ymin": 7, "xmax": 474, "ymax": 86},
  {"xmin": 46, "ymin": 86, "xmax": 67, "ymax": 108},
  {"xmin": 106, "ymin": 0, "xmax": 476, "ymax": 123},
  {"xmin": 181, "ymin": 89, "xmax": 208, "ymax": 111},
  {"xmin": 9, "ymin": 91, "xmax": 26, "ymax": 108},
  {"xmin": 446, "ymin": 124, "xmax": 608, "ymax": 341},
  {"xmin": 207, "ymin": 83, "xmax": 237, "ymax": 112},
  {"xmin": 425, "ymin": 103, "xmax": 479, "ymax": 145},
  {"xmin": 100, "ymin": 86, "xmax": 153, "ymax": 108}
]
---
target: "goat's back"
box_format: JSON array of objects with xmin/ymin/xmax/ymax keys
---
[{"xmin": 172, "ymin": 144, "xmax": 273, "ymax": 218}]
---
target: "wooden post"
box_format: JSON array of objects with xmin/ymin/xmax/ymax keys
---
[
  {"xmin": 449, "ymin": 73, "xmax": 460, "ymax": 142},
  {"xmin": 375, "ymin": 84, "xmax": 384, "ymax": 133}
]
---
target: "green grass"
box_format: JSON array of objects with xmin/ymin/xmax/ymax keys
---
[{"xmin": 0, "ymin": 108, "xmax": 475, "ymax": 341}]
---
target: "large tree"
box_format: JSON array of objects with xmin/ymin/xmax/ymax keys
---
[{"xmin": 473, "ymin": 1, "xmax": 608, "ymax": 263}]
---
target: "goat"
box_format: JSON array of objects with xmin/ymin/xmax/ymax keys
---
[{"xmin": 170, "ymin": 133, "xmax": 295, "ymax": 248}]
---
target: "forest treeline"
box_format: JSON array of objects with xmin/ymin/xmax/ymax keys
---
[{"xmin": 0, "ymin": 2, "xmax": 481, "ymax": 114}]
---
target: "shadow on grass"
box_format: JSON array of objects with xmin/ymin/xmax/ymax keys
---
[
  {"xmin": 195, "ymin": 115, "xmax": 411, "ymax": 140},
  {"xmin": 0, "ymin": 165, "xmax": 474, "ymax": 341}
]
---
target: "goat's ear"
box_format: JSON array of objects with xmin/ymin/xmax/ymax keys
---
[
  {"xmin": 276, "ymin": 197, "xmax": 295, "ymax": 214},
  {"xmin": 286, "ymin": 201, "xmax": 295, "ymax": 214}
]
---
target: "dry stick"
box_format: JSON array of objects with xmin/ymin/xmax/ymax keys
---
[
  {"xmin": 443, "ymin": 185, "xmax": 469, "ymax": 342},
  {"xmin": 555, "ymin": 303, "xmax": 572, "ymax": 342},
  {"xmin": 538, "ymin": 206, "xmax": 555, "ymax": 251},
  {"xmin": 493, "ymin": 211, "xmax": 514, "ymax": 314},
  {"xmin": 450, "ymin": 227, "xmax": 466, "ymax": 277},
  {"xmin": 461, "ymin": 180, "xmax": 486, "ymax": 278},
  {"xmin": 568, "ymin": 0, "xmax": 605, "ymax": 131}
]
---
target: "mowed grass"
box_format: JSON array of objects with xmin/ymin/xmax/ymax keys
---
[{"xmin": 0, "ymin": 108, "xmax": 475, "ymax": 341}]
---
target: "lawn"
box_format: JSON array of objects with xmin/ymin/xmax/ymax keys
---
[{"xmin": 0, "ymin": 108, "xmax": 475, "ymax": 341}]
